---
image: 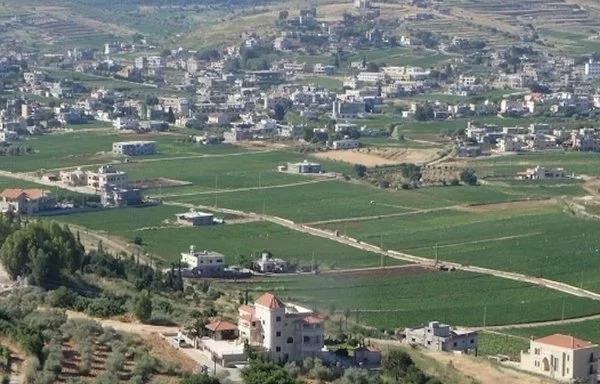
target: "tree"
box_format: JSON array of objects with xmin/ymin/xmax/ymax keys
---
[
  {"xmin": 242, "ymin": 359, "xmax": 300, "ymax": 384},
  {"xmin": 274, "ymin": 103, "xmax": 286, "ymax": 121},
  {"xmin": 343, "ymin": 308, "xmax": 351, "ymax": 329},
  {"xmin": 382, "ymin": 350, "xmax": 414, "ymax": 380},
  {"xmin": 133, "ymin": 234, "xmax": 143, "ymax": 246},
  {"xmin": 353, "ymin": 164, "xmax": 367, "ymax": 178},
  {"xmin": 167, "ymin": 107, "xmax": 176, "ymax": 124},
  {"xmin": 460, "ymin": 168, "xmax": 478, "ymax": 185},
  {"xmin": 132, "ymin": 291, "xmax": 152, "ymax": 323},
  {"xmin": 181, "ymin": 374, "xmax": 221, "ymax": 384},
  {"xmin": 339, "ymin": 367, "xmax": 383, "ymax": 384},
  {"xmin": 278, "ymin": 10, "xmax": 289, "ymax": 20}
]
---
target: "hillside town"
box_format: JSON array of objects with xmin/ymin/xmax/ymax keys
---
[{"xmin": 4, "ymin": 0, "xmax": 600, "ymax": 383}]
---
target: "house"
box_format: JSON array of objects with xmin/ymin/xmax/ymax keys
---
[
  {"xmin": 112, "ymin": 141, "xmax": 157, "ymax": 156},
  {"xmin": 238, "ymin": 292, "xmax": 324, "ymax": 362},
  {"xmin": 113, "ymin": 117, "xmax": 140, "ymax": 130},
  {"xmin": 86, "ymin": 165, "xmax": 128, "ymax": 190},
  {"xmin": 0, "ymin": 188, "xmax": 55, "ymax": 214},
  {"xmin": 332, "ymin": 139, "xmax": 359, "ymax": 150},
  {"xmin": 175, "ymin": 211, "xmax": 216, "ymax": 226},
  {"xmin": 520, "ymin": 334, "xmax": 598, "ymax": 384},
  {"xmin": 456, "ymin": 146, "xmax": 481, "ymax": 158},
  {"xmin": 332, "ymin": 100, "xmax": 365, "ymax": 119},
  {"xmin": 519, "ymin": 166, "xmax": 566, "ymax": 180},
  {"xmin": 101, "ymin": 186, "xmax": 143, "ymax": 207},
  {"xmin": 254, "ymin": 252, "xmax": 290, "ymax": 273},
  {"xmin": 180, "ymin": 245, "xmax": 226, "ymax": 275},
  {"xmin": 404, "ymin": 321, "xmax": 478, "ymax": 353},
  {"xmin": 286, "ymin": 160, "xmax": 322, "ymax": 174},
  {"xmin": 205, "ymin": 321, "xmax": 238, "ymax": 341}
]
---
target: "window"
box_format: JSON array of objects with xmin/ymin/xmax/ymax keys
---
[
  {"xmin": 303, "ymin": 336, "xmax": 310, "ymax": 343},
  {"xmin": 286, "ymin": 337, "xmax": 294, "ymax": 344},
  {"xmin": 453, "ymin": 342, "xmax": 457, "ymax": 347},
  {"xmin": 217, "ymin": 259, "xmax": 223, "ymax": 263},
  {"xmin": 251, "ymin": 322, "xmax": 256, "ymax": 327},
  {"xmin": 275, "ymin": 346, "xmax": 281, "ymax": 352},
  {"xmin": 427, "ymin": 341, "xmax": 431, "ymax": 346},
  {"xmin": 470, "ymin": 339, "xmax": 474, "ymax": 344},
  {"xmin": 276, "ymin": 331, "xmax": 281, "ymax": 337},
  {"xmin": 262, "ymin": 320, "xmax": 265, "ymax": 325},
  {"xmin": 276, "ymin": 316, "xmax": 282, "ymax": 322}
]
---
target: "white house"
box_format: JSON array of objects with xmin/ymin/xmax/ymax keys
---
[
  {"xmin": 520, "ymin": 334, "xmax": 598, "ymax": 383},
  {"xmin": 238, "ymin": 293, "xmax": 324, "ymax": 362},
  {"xmin": 180, "ymin": 245, "xmax": 226, "ymax": 275}
]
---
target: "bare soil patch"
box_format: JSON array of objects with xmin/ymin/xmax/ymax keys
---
[
  {"xmin": 457, "ymin": 199, "xmax": 556, "ymax": 213},
  {"xmin": 325, "ymin": 265, "xmax": 438, "ymax": 279},
  {"xmin": 420, "ymin": 350, "xmax": 552, "ymax": 384},
  {"xmin": 314, "ymin": 148, "xmax": 441, "ymax": 166}
]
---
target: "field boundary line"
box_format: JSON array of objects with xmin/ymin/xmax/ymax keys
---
[
  {"xmin": 153, "ymin": 177, "xmax": 336, "ymax": 198},
  {"xmin": 305, "ymin": 205, "xmax": 454, "ymax": 226}
]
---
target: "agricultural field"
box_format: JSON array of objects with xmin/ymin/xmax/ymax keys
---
[
  {"xmin": 120, "ymin": 150, "xmax": 355, "ymax": 193},
  {"xmin": 317, "ymin": 203, "xmax": 600, "ymax": 292},
  {"xmin": 472, "ymin": 151, "xmax": 600, "ymax": 178},
  {"xmin": 231, "ymin": 270, "xmax": 600, "ymax": 329},
  {"xmin": 0, "ymin": 130, "xmax": 249, "ymax": 173},
  {"xmin": 477, "ymin": 332, "xmax": 529, "ymax": 360},
  {"xmin": 126, "ymin": 221, "xmax": 401, "ymax": 270},
  {"xmin": 55, "ymin": 204, "xmax": 401, "ymax": 269},
  {"xmin": 503, "ymin": 318, "xmax": 600, "ymax": 347},
  {"xmin": 165, "ymin": 179, "xmax": 455, "ymax": 223}
]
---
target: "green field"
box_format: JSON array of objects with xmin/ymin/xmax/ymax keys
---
[
  {"xmin": 166, "ymin": 179, "xmax": 458, "ymax": 222},
  {"xmin": 130, "ymin": 221, "xmax": 402, "ymax": 269},
  {"xmin": 504, "ymin": 319, "xmax": 600, "ymax": 347},
  {"xmin": 233, "ymin": 271, "xmax": 600, "ymax": 329},
  {"xmin": 0, "ymin": 131, "xmax": 250, "ymax": 172},
  {"xmin": 56, "ymin": 204, "xmax": 187, "ymax": 233},
  {"xmin": 119, "ymin": 150, "xmax": 357, "ymax": 192},
  {"xmin": 318, "ymin": 204, "xmax": 600, "ymax": 292},
  {"xmin": 473, "ymin": 151, "xmax": 600, "ymax": 177},
  {"xmin": 477, "ymin": 332, "xmax": 529, "ymax": 359}
]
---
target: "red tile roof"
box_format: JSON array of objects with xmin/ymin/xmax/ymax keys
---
[
  {"xmin": 535, "ymin": 334, "xmax": 594, "ymax": 350},
  {"xmin": 255, "ymin": 293, "xmax": 284, "ymax": 309},
  {"xmin": 239, "ymin": 314, "xmax": 255, "ymax": 323},
  {"xmin": 205, "ymin": 320, "xmax": 238, "ymax": 332},
  {"xmin": 1, "ymin": 188, "xmax": 50, "ymax": 201},
  {"xmin": 0, "ymin": 189, "xmax": 25, "ymax": 199}
]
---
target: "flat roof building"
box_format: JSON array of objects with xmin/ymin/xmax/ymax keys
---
[
  {"xmin": 175, "ymin": 211, "xmax": 215, "ymax": 226},
  {"xmin": 181, "ymin": 245, "xmax": 226, "ymax": 275},
  {"xmin": 112, "ymin": 141, "xmax": 157, "ymax": 156}
]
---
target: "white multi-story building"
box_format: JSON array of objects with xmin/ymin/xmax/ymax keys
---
[
  {"xmin": 180, "ymin": 245, "xmax": 226, "ymax": 275},
  {"xmin": 238, "ymin": 293, "xmax": 324, "ymax": 362},
  {"xmin": 521, "ymin": 334, "xmax": 598, "ymax": 383},
  {"xmin": 112, "ymin": 141, "xmax": 157, "ymax": 156},
  {"xmin": 356, "ymin": 71, "xmax": 386, "ymax": 84},
  {"xmin": 585, "ymin": 59, "xmax": 600, "ymax": 78}
]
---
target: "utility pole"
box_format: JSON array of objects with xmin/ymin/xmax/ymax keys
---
[
  {"xmin": 380, "ymin": 253, "xmax": 384, "ymax": 268},
  {"xmin": 258, "ymin": 172, "xmax": 261, "ymax": 188},
  {"xmin": 262, "ymin": 198, "xmax": 266, "ymax": 215},
  {"xmin": 482, "ymin": 304, "xmax": 487, "ymax": 327},
  {"xmin": 434, "ymin": 243, "xmax": 439, "ymax": 265},
  {"xmin": 561, "ymin": 299, "xmax": 566, "ymax": 322},
  {"xmin": 379, "ymin": 234, "xmax": 383, "ymax": 250},
  {"xmin": 311, "ymin": 251, "xmax": 315, "ymax": 273}
]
